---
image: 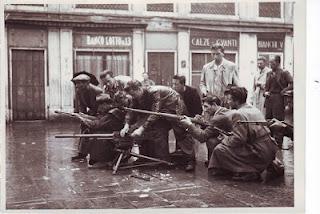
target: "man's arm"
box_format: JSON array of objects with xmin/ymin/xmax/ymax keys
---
[
  {"xmin": 192, "ymin": 88, "xmax": 203, "ymax": 116},
  {"xmin": 281, "ymin": 71, "xmax": 293, "ymax": 94},
  {"xmin": 223, "ymin": 112, "xmax": 247, "ymax": 147},
  {"xmin": 232, "ymin": 64, "xmax": 240, "ymax": 86},
  {"xmin": 141, "ymin": 91, "xmax": 161, "ymax": 130},
  {"xmin": 199, "ymin": 65, "xmax": 208, "ymax": 96}
]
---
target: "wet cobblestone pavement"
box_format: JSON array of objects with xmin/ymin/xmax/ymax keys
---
[{"xmin": 6, "ymin": 121, "xmax": 294, "ymax": 209}]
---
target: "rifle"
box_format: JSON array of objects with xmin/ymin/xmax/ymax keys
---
[
  {"xmin": 55, "ymin": 133, "xmax": 114, "ymax": 139},
  {"xmin": 123, "ymin": 107, "xmax": 233, "ymax": 136},
  {"xmin": 54, "ymin": 110, "xmax": 97, "ymax": 120},
  {"xmin": 237, "ymin": 120, "xmax": 293, "ymax": 129}
]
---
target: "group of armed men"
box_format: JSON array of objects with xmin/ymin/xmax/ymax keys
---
[{"xmin": 68, "ymin": 44, "xmax": 293, "ymax": 182}]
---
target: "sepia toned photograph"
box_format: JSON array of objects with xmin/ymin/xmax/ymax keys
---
[{"xmin": 1, "ymin": 0, "xmax": 303, "ymax": 212}]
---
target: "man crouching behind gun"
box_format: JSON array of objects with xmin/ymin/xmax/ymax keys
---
[
  {"xmin": 180, "ymin": 86, "xmax": 280, "ymax": 182},
  {"xmin": 120, "ymin": 80, "xmax": 197, "ymax": 171}
]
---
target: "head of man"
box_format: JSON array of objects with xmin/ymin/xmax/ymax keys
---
[
  {"xmin": 211, "ymin": 44, "xmax": 225, "ymax": 65},
  {"xmin": 124, "ymin": 80, "xmax": 144, "ymax": 99},
  {"xmin": 172, "ymin": 75, "xmax": 186, "ymax": 94},
  {"xmin": 225, "ymin": 86, "xmax": 248, "ymax": 110},
  {"xmin": 100, "ymin": 70, "xmax": 114, "ymax": 85},
  {"xmin": 269, "ymin": 55, "xmax": 281, "ymax": 71},
  {"xmin": 142, "ymin": 72, "xmax": 150, "ymax": 81},
  {"xmin": 257, "ymin": 56, "xmax": 267, "ymax": 70},
  {"xmin": 202, "ymin": 96, "xmax": 221, "ymax": 117},
  {"xmin": 72, "ymin": 74, "xmax": 91, "ymax": 91}
]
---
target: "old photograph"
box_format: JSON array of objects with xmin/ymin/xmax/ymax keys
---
[{"xmin": 2, "ymin": 0, "xmax": 303, "ymax": 212}]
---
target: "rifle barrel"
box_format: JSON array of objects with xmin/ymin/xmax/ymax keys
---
[
  {"xmin": 55, "ymin": 134, "xmax": 114, "ymax": 139},
  {"xmin": 124, "ymin": 107, "xmax": 233, "ymax": 136}
]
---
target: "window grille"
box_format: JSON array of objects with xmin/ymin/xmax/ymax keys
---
[
  {"xmin": 191, "ymin": 3, "xmax": 235, "ymax": 15},
  {"xmin": 146, "ymin": 3, "xmax": 174, "ymax": 12},
  {"xmin": 259, "ymin": 2, "xmax": 281, "ymax": 18},
  {"xmin": 75, "ymin": 4, "xmax": 129, "ymax": 10}
]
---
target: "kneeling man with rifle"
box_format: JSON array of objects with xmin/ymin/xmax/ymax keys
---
[{"xmin": 121, "ymin": 80, "xmax": 197, "ymax": 171}]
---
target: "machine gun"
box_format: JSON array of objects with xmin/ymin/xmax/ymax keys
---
[
  {"xmin": 123, "ymin": 107, "xmax": 233, "ymax": 136},
  {"xmin": 55, "ymin": 131, "xmax": 173, "ymax": 174}
]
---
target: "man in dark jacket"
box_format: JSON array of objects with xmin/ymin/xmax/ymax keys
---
[
  {"xmin": 120, "ymin": 80, "xmax": 196, "ymax": 171},
  {"xmin": 264, "ymin": 55, "xmax": 293, "ymax": 148},
  {"xmin": 172, "ymin": 75, "xmax": 202, "ymax": 117}
]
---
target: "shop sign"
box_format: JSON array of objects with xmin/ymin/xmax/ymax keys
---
[
  {"xmin": 75, "ymin": 33, "xmax": 132, "ymax": 48},
  {"xmin": 190, "ymin": 30, "xmax": 239, "ymax": 50},
  {"xmin": 257, "ymin": 33, "xmax": 285, "ymax": 52}
]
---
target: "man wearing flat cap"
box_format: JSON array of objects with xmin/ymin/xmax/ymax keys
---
[{"xmin": 71, "ymin": 71, "xmax": 102, "ymax": 161}]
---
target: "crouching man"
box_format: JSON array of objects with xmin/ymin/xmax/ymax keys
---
[
  {"xmin": 181, "ymin": 86, "xmax": 278, "ymax": 181},
  {"xmin": 120, "ymin": 80, "xmax": 196, "ymax": 171}
]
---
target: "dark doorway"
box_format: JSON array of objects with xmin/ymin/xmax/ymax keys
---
[
  {"xmin": 147, "ymin": 52, "xmax": 175, "ymax": 86},
  {"xmin": 12, "ymin": 50, "xmax": 46, "ymax": 120}
]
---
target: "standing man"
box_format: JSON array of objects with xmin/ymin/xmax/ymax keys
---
[
  {"xmin": 199, "ymin": 44, "xmax": 239, "ymax": 100},
  {"xmin": 172, "ymin": 75, "xmax": 202, "ymax": 117},
  {"xmin": 251, "ymin": 57, "xmax": 271, "ymax": 115},
  {"xmin": 141, "ymin": 72, "xmax": 155, "ymax": 87},
  {"xmin": 121, "ymin": 81, "xmax": 196, "ymax": 171},
  {"xmin": 264, "ymin": 55, "xmax": 293, "ymax": 148}
]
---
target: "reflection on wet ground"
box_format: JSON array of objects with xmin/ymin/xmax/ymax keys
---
[{"xmin": 6, "ymin": 121, "xmax": 294, "ymax": 209}]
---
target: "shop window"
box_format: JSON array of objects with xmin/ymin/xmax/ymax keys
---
[
  {"xmin": 146, "ymin": 3, "xmax": 174, "ymax": 12},
  {"xmin": 75, "ymin": 52, "xmax": 130, "ymax": 87},
  {"xmin": 75, "ymin": 4, "xmax": 129, "ymax": 10},
  {"xmin": 258, "ymin": 53, "xmax": 284, "ymax": 68},
  {"xmin": 190, "ymin": 3, "xmax": 235, "ymax": 15},
  {"xmin": 259, "ymin": 2, "xmax": 281, "ymax": 18}
]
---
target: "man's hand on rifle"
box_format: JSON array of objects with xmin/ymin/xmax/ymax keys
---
[
  {"xmin": 180, "ymin": 116, "xmax": 193, "ymax": 126},
  {"xmin": 131, "ymin": 126, "xmax": 145, "ymax": 137},
  {"xmin": 268, "ymin": 118, "xmax": 287, "ymax": 132},
  {"xmin": 120, "ymin": 123, "xmax": 130, "ymax": 137}
]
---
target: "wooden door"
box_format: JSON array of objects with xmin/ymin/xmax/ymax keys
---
[
  {"xmin": 12, "ymin": 50, "xmax": 45, "ymax": 120},
  {"xmin": 148, "ymin": 52, "xmax": 174, "ymax": 86}
]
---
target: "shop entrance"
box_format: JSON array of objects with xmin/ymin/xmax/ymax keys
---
[
  {"xmin": 147, "ymin": 52, "xmax": 175, "ymax": 86},
  {"xmin": 11, "ymin": 49, "xmax": 46, "ymax": 120}
]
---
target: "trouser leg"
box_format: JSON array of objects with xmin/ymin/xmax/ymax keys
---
[
  {"xmin": 206, "ymin": 138, "xmax": 221, "ymax": 162},
  {"xmin": 171, "ymin": 121, "xmax": 196, "ymax": 164},
  {"xmin": 78, "ymin": 124, "xmax": 90, "ymax": 156}
]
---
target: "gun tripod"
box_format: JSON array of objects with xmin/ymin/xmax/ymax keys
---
[{"xmin": 112, "ymin": 147, "xmax": 174, "ymax": 175}]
